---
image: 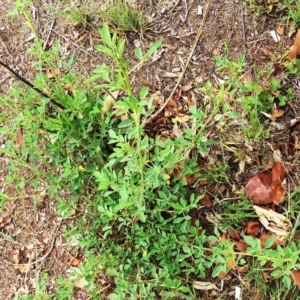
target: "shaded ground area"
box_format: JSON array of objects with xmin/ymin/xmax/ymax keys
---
[{"xmin": 0, "ymin": 0, "xmax": 300, "ymax": 299}]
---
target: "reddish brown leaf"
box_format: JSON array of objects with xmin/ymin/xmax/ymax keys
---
[
  {"xmin": 244, "ymin": 170, "xmax": 272, "ymax": 205},
  {"xmin": 292, "ymin": 269, "xmax": 300, "ymax": 290},
  {"xmin": 185, "ymin": 176, "xmax": 197, "ymax": 185},
  {"xmin": 273, "ymin": 62, "xmax": 283, "ymax": 77},
  {"xmin": 233, "ymin": 240, "xmax": 248, "ymax": 252},
  {"xmin": 246, "ymin": 220, "xmax": 260, "ymax": 236},
  {"xmin": 288, "ymin": 29, "xmax": 300, "ymax": 61},
  {"xmin": 229, "ymin": 229, "xmax": 241, "ymax": 241},
  {"xmin": 271, "ymin": 162, "xmax": 286, "ymax": 205},
  {"xmin": 245, "ymin": 162, "xmax": 286, "ymax": 205},
  {"xmin": 201, "ymin": 193, "xmax": 213, "ymax": 208}
]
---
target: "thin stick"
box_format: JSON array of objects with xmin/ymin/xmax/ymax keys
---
[
  {"xmin": 240, "ymin": 2, "xmax": 247, "ymax": 56},
  {"xmin": 145, "ymin": 0, "xmax": 212, "ymax": 124},
  {"xmin": 43, "ymin": 18, "xmax": 56, "ymax": 50},
  {"xmin": 0, "ymin": 60, "xmax": 65, "ymax": 110},
  {"xmin": 4, "ymin": 219, "xmax": 62, "ymax": 266}
]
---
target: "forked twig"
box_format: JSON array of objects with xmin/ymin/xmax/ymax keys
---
[{"xmin": 145, "ymin": 0, "xmax": 212, "ymax": 124}]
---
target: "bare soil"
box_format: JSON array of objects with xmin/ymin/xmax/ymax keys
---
[{"xmin": 0, "ymin": 0, "xmax": 300, "ymax": 299}]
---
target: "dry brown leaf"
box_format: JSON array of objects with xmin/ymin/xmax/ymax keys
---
[
  {"xmin": 246, "ymin": 220, "xmax": 260, "ymax": 236},
  {"xmin": 233, "ymin": 240, "xmax": 248, "ymax": 252},
  {"xmin": 70, "ymin": 257, "xmax": 80, "ymax": 266},
  {"xmin": 17, "ymin": 127, "xmax": 24, "ymax": 148},
  {"xmin": 201, "ymin": 193, "xmax": 213, "ymax": 208},
  {"xmin": 229, "ymin": 229, "xmax": 241, "ymax": 241},
  {"xmin": 172, "ymin": 123, "xmax": 182, "ymax": 137},
  {"xmin": 292, "ymin": 269, "xmax": 300, "ymax": 290},
  {"xmin": 261, "ymin": 108, "xmax": 285, "ymax": 122},
  {"xmin": 253, "ymin": 205, "xmax": 292, "ymax": 236},
  {"xmin": 0, "ymin": 217, "xmax": 11, "ymax": 227},
  {"xmin": 181, "ymin": 81, "xmax": 193, "ymax": 92},
  {"xmin": 288, "ymin": 29, "xmax": 300, "ymax": 61},
  {"xmin": 193, "ymin": 281, "xmax": 218, "ymax": 290},
  {"xmin": 15, "ymin": 264, "xmax": 30, "ymax": 273},
  {"xmin": 271, "ymin": 162, "xmax": 286, "ymax": 205},
  {"xmin": 276, "ymin": 26, "xmax": 285, "ymax": 36},
  {"xmin": 236, "ymin": 265, "xmax": 249, "ymax": 273},
  {"xmin": 103, "ymin": 90, "xmax": 119, "ymax": 113}
]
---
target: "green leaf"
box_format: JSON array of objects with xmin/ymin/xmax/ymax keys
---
[
  {"xmin": 244, "ymin": 235, "xmax": 259, "ymax": 249},
  {"xmin": 117, "ymin": 39, "xmax": 126, "ymax": 57},
  {"xmin": 140, "ymin": 87, "xmax": 148, "ymax": 100},
  {"xmin": 118, "ymin": 119, "xmax": 135, "ymax": 128},
  {"xmin": 228, "ymin": 111, "xmax": 241, "ymax": 119},
  {"xmin": 135, "ymin": 47, "xmax": 143, "ymax": 61},
  {"xmin": 270, "ymin": 269, "xmax": 282, "ymax": 277},
  {"xmin": 143, "ymin": 38, "xmax": 163, "ymax": 60},
  {"xmin": 101, "ymin": 24, "xmax": 112, "ymax": 47},
  {"xmin": 264, "ymin": 237, "xmax": 277, "ymax": 249},
  {"xmin": 95, "ymin": 45, "xmax": 113, "ymax": 57},
  {"xmin": 108, "ymin": 129, "xmax": 117, "ymax": 139}
]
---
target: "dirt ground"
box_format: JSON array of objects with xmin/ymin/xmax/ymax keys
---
[{"xmin": 0, "ymin": 0, "xmax": 299, "ymax": 299}]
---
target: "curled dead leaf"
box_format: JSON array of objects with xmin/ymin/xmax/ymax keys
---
[
  {"xmin": 292, "ymin": 269, "xmax": 300, "ymax": 290},
  {"xmin": 193, "ymin": 281, "xmax": 218, "ymax": 290},
  {"xmin": 288, "ymin": 29, "xmax": 300, "ymax": 61},
  {"xmin": 253, "ymin": 205, "xmax": 292, "ymax": 236}
]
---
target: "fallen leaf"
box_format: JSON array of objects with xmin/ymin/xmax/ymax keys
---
[
  {"xmin": 273, "ymin": 61, "xmax": 283, "ymax": 77},
  {"xmin": 292, "ymin": 269, "xmax": 300, "ymax": 290},
  {"xmin": 276, "ymin": 26, "xmax": 285, "ymax": 36},
  {"xmin": 201, "ymin": 193, "xmax": 213, "ymax": 208},
  {"xmin": 246, "ymin": 220, "xmax": 260, "ymax": 236},
  {"xmin": 253, "ymin": 205, "xmax": 292, "ymax": 236},
  {"xmin": 288, "ymin": 29, "xmax": 300, "ymax": 61},
  {"xmin": 229, "ymin": 229, "xmax": 241, "ymax": 241},
  {"xmin": 271, "ymin": 162, "xmax": 286, "ymax": 204},
  {"xmin": 236, "ymin": 265, "xmax": 248, "ymax": 273},
  {"xmin": 261, "ymin": 108, "xmax": 285, "ymax": 122},
  {"xmin": 193, "ymin": 281, "xmax": 218, "ymax": 290},
  {"xmin": 181, "ymin": 81, "xmax": 193, "ymax": 92},
  {"xmin": 0, "ymin": 217, "xmax": 11, "ymax": 227},
  {"xmin": 244, "ymin": 170, "xmax": 272, "ymax": 205},
  {"xmin": 70, "ymin": 257, "xmax": 80, "ymax": 266},
  {"xmin": 245, "ymin": 162, "xmax": 286, "ymax": 205},
  {"xmin": 233, "ymin": 240, "xmax": 248, "ymax": 252},
  {"xmin": 17, "ymin": 127, "xmax": 24, "ymax": 148},
  {"xmin": 172, "ymin": 114, "xmax": 190, "ymax": 123},
  {"xmin": 16, "ymin": 264, "xmax": 30, "ymax": 273}
]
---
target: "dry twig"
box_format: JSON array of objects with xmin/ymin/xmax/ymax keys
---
[{"xmin": 145, "ymin": 0, "xmax": 212, "ymax": 124}]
